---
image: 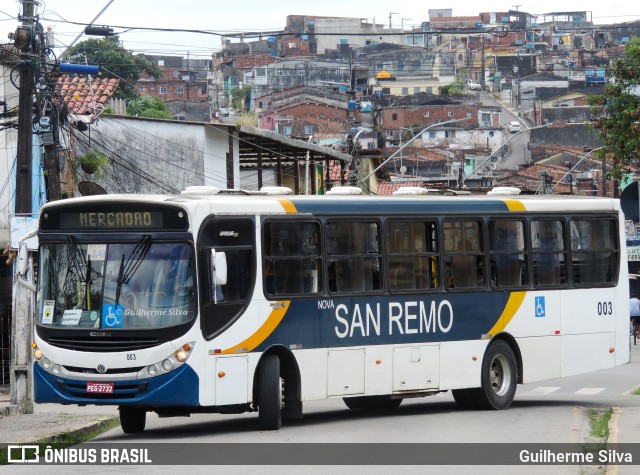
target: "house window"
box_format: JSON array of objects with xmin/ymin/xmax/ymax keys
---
[
  {"xmin": 256, "ymin": 68, "xmax": 267, "ymax": 77},
  {"xmin": 428, "ymin": 131, "xmax": 436, "ymax": 139},
  {"xmin": 159, "ymin": 87, "xmax": 168, "ymax": 95},
  {"xmin": 334, "ymin": 113, "xmax": 340, "ymax": 121},
  {"xmin": 276, "ymin": 69, "xmax": 284, "ymax": 76},
  {"xmin": 304, "ymin": 126, "xmax": 313, "ymax": 134},
  {"xmin": 284, "ymin": 126, "xmax": 292, "ymax": 135},
  {"xmin": 423, "ymin": 112, "xmax": 429, "ymax": 118},
  {"xmin": 447, "ymin": 111, "xmax": 453, "ymax": 117},
  {"xmin": 414, "ymin": 87, "xmax": 420, "ymax": 93},
  {"xmin": 158, "ymin": 60, "xmax": 164, "ymax": 66},
  {"xmin": 445, "ymin": 131, "xmax": 453, "ymax": 138},
  {"xmin": 139, "ymin": 87, "xmax": 145, "ymax": 93},
  {"xmin": 426, "ymin": 87, "xmax": 433, "ymax": 93},
  {"xmin": 319, "ymin": 114, "xmax": 325, "ymax": 119},
  {"xmin": 176, "ymin": 86, "xmax": 184, "ymax": 95},
  {"xmin": 402, "ymin": 87, "xmax": 409, "ymax": 95},
  {"xmin": 392, "ymin": 113, "xmax": 398, "ymax": 121},
  {"xmin": 298, "ymin": 70, "xmax": 306, "ymax": 76},
  {"xmin": 173, "ymin": 71, "xmax": 180, "ymax": 78}
]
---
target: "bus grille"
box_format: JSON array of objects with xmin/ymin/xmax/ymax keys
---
[
  {"xmin": 63, "ymin": 365, "xmax": 145, "ymax": 375},
  {"xmin": 47, "ymin": 336, "xmax": 159, "ymax": 352}
]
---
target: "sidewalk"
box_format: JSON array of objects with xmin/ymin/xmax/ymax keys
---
[{"xmin": 0, "ymin": 387, "xmax": 118, "ymax": 445}]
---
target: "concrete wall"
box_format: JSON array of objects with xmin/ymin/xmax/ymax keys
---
[
  {"xmin": 530, "ymin": 123, "xmax": 601, "ymax": 148},
  {"xmin": 76, "ymin": 117, "xmax": 235, "ymax": 194}
]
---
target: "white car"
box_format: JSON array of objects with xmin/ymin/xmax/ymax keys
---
[
  {"xmin": 507, "ymin": 121, "xmax": 522, "ymax": 133},
  {"xmin": 467, "ymin": 81, "xmax": 481, "ymax": 91}
]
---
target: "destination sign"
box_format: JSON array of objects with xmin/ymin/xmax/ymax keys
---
[{"xmin": 59, "ymin": 211, "xmax": 163, "ymax": 230}]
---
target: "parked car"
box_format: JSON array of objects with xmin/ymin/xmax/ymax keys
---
[
  {"xmin": 507, "ymin": 121, "xmax": 522, "ymax": 133},
  {"xmin": 467, "ymin": 81, "xmax": 481, "ymax": 91}
]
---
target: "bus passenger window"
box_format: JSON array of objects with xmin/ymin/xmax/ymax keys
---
[
  {"xmin": 489, "ymin": 220, "xmax": 527, "ymax": 289},
  {"xmin": 386, "ymin": 220, "xmax": 438, "ymax": 292},
  {"xmin": 263, "ymin": 220, "xmax": 323, "ymax": 297},
  {"xmin": 571, "ymin": 218, "xmax": 618, "ymax": 286},
  {"xmin": 444, "ymin": 220, "xmax": 484, "ymax": 290},
  {"xmin": 327, "ymin": 220, "xmax": 381, "ymax": 294},
  {"xmin": 532, "ymin": 219, "xmax": 566, "ymax": 287}
]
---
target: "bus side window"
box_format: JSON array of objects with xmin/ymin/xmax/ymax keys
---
[{"xmin": 532, "ymin": 219, "xmax": 566, "ymax": 287}]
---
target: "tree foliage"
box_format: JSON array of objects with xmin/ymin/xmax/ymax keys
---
[
  {"xmin": 589, "ymin": 37, "xmax": 640, "ymax": 180},
  {"xmin": 230, "ymin": 85, "xmax": 253, "ymax": 111},
  {"xmin": 64, "ymin": 36, "xmax": 162, "ymax": 101},
  {"xmin": 126, "ymin": 96, "xmax": 172, "ymax": 119}
]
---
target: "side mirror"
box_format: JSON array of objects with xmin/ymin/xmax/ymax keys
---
[
  {"xmin": 17, "ymin": 242, "xmax": 28, "ymax": 276},
  {"xmin": 211, "ymin": 250, "xmax": 227, "ymax": 286}
]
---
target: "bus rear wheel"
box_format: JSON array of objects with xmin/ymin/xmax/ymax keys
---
[
  {"xmin": 475, "ymin": 340, "xmax": 517, "ymax": 410},
  {"xmin": 343, "ymin": 396, "xmax": 402, "ymax": 411},
  {"xmin": 258, "ymin": 354, "xmax": 282, "ymax": 430},
  {"xmin": 119, "ymin": 406, "xmax": 146, "ymax": 434}
]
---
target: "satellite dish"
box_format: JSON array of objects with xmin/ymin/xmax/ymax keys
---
[{"xmin": 78, "ymin": 181, "xmax": 108, "ymax": 196}]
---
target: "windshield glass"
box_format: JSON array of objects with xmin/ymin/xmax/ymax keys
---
[{"xmin": 37, "ymin": 240, "xmax": 196, "ymax": 330}]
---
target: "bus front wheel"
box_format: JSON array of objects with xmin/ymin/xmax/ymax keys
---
[
  {"xmin": 475, "ymin": 340, "xmax": 517, "ymax": 410},
  {"xmin": 119, "ymin": 406, "xmax": 146, "ymax": 434},
  {"xmin": 258, "ymin": 354, "xmax": 282, "ymax": 430}
]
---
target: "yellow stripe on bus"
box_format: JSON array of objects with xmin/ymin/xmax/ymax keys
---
[
  {"xmin": 278, "ymin": 199, "xmax": 297, "ymax": 214},
  {"xmin": 221, "ymin": 302, "xmax": 290, "ymax": 354},
  {"xmin": 504, "ymin": 199, "xmax": 526, "ymax": 212},
  {"xmin": 487, "ymin": 291, "xmax": 527, "ymax": 336}
]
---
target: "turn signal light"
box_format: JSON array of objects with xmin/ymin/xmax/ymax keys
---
[{"xmin": 218, "ymin": 371, "xmax": 226, "ymax": 378}]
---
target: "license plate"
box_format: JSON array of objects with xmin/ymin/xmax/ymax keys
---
[{"xmin": 86, "ymin": 382, "xmax": 114, "ymax": 394}]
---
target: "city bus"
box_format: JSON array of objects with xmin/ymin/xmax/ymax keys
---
[{"xmin": 32, "ymin": 186, "xmax": 630, "ymax": 433}]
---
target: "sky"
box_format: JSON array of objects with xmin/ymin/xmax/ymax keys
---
[{"xmin": 2, "ymin": 0, "xmax": 640, "ymax": 58}]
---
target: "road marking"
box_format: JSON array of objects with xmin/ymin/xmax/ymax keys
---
[
  {"xmin": 574, "ymin": 387, "xmax": 605, "ymax": 395},
  {"xmin": 526, "ymin": 387, "xmax": 560, "ymax": 395}
]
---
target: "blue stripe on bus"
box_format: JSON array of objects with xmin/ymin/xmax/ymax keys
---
[
  {"xmin": 33, "ymin": 362, "xmax": 200, "ymax": 406},
  {"xmin": 288, "ymin": 199, "xmax": 512, "ymax": 215},
  {"xmin": 256, "ymin": 291, "xmax": 520, "ymax": 351}
]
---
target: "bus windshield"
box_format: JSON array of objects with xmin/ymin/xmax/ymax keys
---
[{"xmin": 37, "ymin": 240, "xmax": 196, "ymax": 330}]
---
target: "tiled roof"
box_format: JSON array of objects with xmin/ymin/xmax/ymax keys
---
[
  {"xmin": 55, "ymin": 76, "xmax": 120, "ymax": 115},
  {"xmin": 377, "ymin": 181, "xmax": 427, "ymax": 196}
]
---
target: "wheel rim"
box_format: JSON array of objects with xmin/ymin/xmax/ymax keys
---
[{"xmin": 490, "ymin": 354, "xmax": 512, "ymax": 396}]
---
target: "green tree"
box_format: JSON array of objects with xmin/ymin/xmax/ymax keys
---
[
  {"xmin": 126, "ymin": 96, "xmax": 172, "ymax": 119},
  {"xmin": 588, "ymin": 37, "xmax": 640, "ymax": 180},
  {"xmin": 64, "ymin": 36, "xmax": 162, "ymax": 101},
  {"xmin": 230, "ymin": 85, "xmax": 253, "ymax": 111}
]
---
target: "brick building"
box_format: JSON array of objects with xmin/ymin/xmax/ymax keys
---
[{"xmin": 136, "ymin": 55, "xmax": 211, "ymax": 122}]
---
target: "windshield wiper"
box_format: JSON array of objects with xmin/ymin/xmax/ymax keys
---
[{"xmin": 115, "ymin": 235, "xmax": 151, "ymax": 305}]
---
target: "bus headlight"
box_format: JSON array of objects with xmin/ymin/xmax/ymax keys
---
[
  {"xmin": 42, "ymin": 358, "xmax": 51, "ymax": 370},
  {"xmin": 34, "ymin": 348, "xmax": 62, "ymax": 376},
  {"xmin": 51, "ymin": 364, "xmax": 61, "ymax": 375},
  {"xmin": 138, "ymin": 342, "xmax": 195, "ymax": 379}
]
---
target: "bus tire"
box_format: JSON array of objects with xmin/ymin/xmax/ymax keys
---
[
  {"xmin": 119, "ymin": 406, "xmax": 146, "ymax": 434},
  {"xmin": 451, "ymin": 389, "xmax": 477, "ymax": 410},
  {"xmin": 258, "ymin": 354, "xmax": 282, "ymax": 430},
  {"xmin": 476, "ymin": 340, "xmax": 517, "ymax": 410},
  {"xmin": 343, "ymin": 396, "xmax": 402, "ymax": 411}
]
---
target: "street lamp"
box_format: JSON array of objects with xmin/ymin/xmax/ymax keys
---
[
  {"xmin": 361, "ymin": 117, "xmax": 471, "ymax": 185},
  {"xmin": 463, "ymin": 122, "xmax": 554, "ymax": 184},
  {"xmin": 398, "ymin": 127, "xmax": 415, "ymax": 176},
  {"xmin": 550, "ymin": 146, "xmax": 606, "ymax": 194}
]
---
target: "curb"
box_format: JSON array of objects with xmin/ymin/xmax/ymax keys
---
[{"xmin": 31, "ymin": 416, "xmax": 119, "ymax": 445}]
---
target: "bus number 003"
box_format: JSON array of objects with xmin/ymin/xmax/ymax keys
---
[
  {"xmin": 597, "ymin": 301, "xmax": 613, "ymax": 315},
  {"xmin": 126, "ymin": 353, "xmax": 136, "ymax": 360}
]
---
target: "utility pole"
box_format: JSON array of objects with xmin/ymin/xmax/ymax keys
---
[
  {"xmin": 389, "ymin": 12, "xmax": 398, "ymax": 29},
  {"xmin": 11, "ymin": 0, "xmax": 36, "ymax": 414},
  {"xmin": 15, "ymin": 0, "xmax": 35, "ymax": 215}
]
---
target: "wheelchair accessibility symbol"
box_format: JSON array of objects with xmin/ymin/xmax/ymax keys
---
[
  {"xmin": 535, "ymin": 296, "xmax": 546, "ymax": 318},
  {"xmin": 102, "ymin": 304, "xmax": 123, "ymax": 328}
]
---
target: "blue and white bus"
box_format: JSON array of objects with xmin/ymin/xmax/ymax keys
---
[{"xmin": 33, "ymin": 186, "xmax": 630, "ymax": 433}]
